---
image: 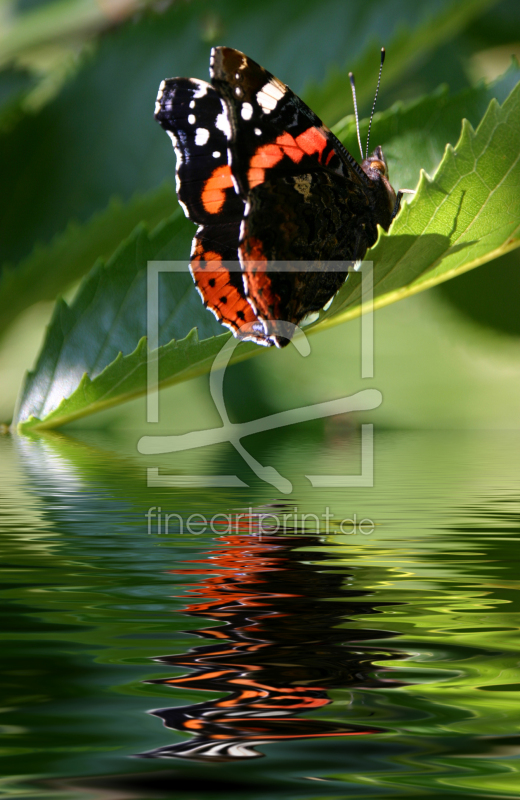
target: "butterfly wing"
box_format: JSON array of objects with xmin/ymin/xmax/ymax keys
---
[
  {"xmin": 239, "ymin": 172, "xmax": 362, "ymax": 335},
  {"xmin": 208, "ymin": 48, "xmax": 377, "ymax": 343},
  {"xmin": 209, "ymin": 47, "xmax": 367, "ymax": 195},
  {"xmin": 155, "ymin": 77, "xmax": 243, "ymax": 224},
  {"xmin": 155, "ymin": 76, "xmax": 275, "ymax": 345}
]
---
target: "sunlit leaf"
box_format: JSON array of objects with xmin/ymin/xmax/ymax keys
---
[{"xmin": 14, "ymin": 211, "xmax": 226, "ymax": 429}]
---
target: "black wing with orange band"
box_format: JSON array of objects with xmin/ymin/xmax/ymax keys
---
[
  {"xmin": 155, "ymin": 76, "xmax": 275, "ymax": 344},
  {"xmin": 155, "ymin": 76, "xmax": 243, "ymax": 224},
  {"xmin": 209, "ymin": 46, "xmax": 365, "ymax": 194}
]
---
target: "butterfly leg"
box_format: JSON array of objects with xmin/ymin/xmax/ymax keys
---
[
  {"xmin": 391, "ymin": 191, "xmax": 403, "ymax": 220},
  {"xmin": 392, "ymin": 189, "xmax": 416, "ymax": 219}
]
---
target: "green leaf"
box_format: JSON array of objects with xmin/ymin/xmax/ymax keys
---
[
  {"xmin": 14, "ymin": 210, "xmax": 229, "ymax": 430},
  {"xmin": 16, "ymin": 329, "xmax": 235, "ymax": 431},
  {"xmin": 15, "ymin": 77, "xmax": 520, "ymax": 432},
  {"xmin": 0, "ymin": 182, "xmax": 177, "ymax": 338}
]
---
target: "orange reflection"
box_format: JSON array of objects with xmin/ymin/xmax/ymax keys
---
[{"xmin": 141, "ymin": 516, "xmax": 403, "ymax": 761}]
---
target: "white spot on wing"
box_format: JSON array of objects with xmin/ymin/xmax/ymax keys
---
[
  {"xmin": 264, "ymin": 79, "xmax": 286, "ymax": 100},
  {"xmin": 216, "ymin": 111, "xmax": 232, "ymax": 140},
  {"xmin": 195, "ymin": 127, "xmax": 210, "ymax": 146},
  {"xmin": 241, "ymin": 102, "xmax": 253, "ymax": 120},
  {"xmin": 256, "ymin": 93, "xmax": 276, "ymax": 113},
  {"xmin": 256, "ymin": 79, "xmax": 286, "ymax": 113},
  {"xmin": 213, "ymin": 150, "xmax": 221, "ymax": 158},
  {"xmin": 189, "ymin": 100, "xmax": 195, "ymax": 109},
  {"xmin": 177, "ymin": 196, "xmax": 189, "ymax": 217},
  {"xmin": 188, "ymin": 114, "xmax": 196, "ymax": 125},
  {"xmin": 191, "ymin": 81, "xmax": 209, "ymax": 99},
  {"xmin": 254, "ymin": 127, "xmax": 261, "ymax": 136}
]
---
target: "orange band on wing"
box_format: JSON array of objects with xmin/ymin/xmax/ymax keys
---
[
  {"xmin": 242, "ymin": 236, "xmax": 268, "ymax": 264},
  {"xmin": 183, "ymin": 719, "xmax": 204, "ymax": 730},
  {"xmin": 247, "ymin": 142, "xmax": 285, "ymax": 188},
  {"xmin": 192, "ymin": 248, "xmax": 222, "ymax": 263},
  {"xmin": 294, "ymin": 126, "xmax": 328, "ymax": 158},
  {"xmin": 201, "ymin": 164, "xmax": 235, "ymax": 214},
  {"xmin": 248, "ymin": 167, "xmax": 266, "ymax": 188},
  {"xmin": 191, "ymin": 242, "xmax": 259, "ymax": 334},
  {"xmin": 241, "ymin": 236, "xmax": 281, "ymax": 319},
  {"xmin": 217, "ymin": 690, "xmax": 260, "ymax": 706},
  {"xmin": 247, "ymin": 127, "xmax": 330, "ymax": 188}
]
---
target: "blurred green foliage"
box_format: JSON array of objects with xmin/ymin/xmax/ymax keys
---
[{"xmin": 0, "ymin": 0, "xmax": 519, "ymax": 429}]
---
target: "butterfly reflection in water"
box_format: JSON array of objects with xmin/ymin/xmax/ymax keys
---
[{"xmin": 140, "ymin": 513, "xmax": 406, "ymax": 761}]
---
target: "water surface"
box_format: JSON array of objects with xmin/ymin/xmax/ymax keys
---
[{"xmin": 1, "ymin": 428, "xmax": 520, "ymax": 798}]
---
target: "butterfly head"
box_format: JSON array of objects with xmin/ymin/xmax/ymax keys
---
[
  {"xmin": 361, "ymin": 146, "xmax": 397, "ymax": 212},
  {"xmin": 361, "ymin": 145, "xmax": 388, "ymax": 178},
  {"xmin": 348, "ymin": 50, "xmax": 397, "ymax": 214},
  {"xmin": 362, "ymin": 145, "xmax": 387, "ymax": 176}
]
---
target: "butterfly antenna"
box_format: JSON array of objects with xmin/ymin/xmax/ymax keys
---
[
  {"xmin": 366, "ymin": 47, "xmax": 385, "ymax": 159},
  {"xmin": 348, "ymin": 71, "xmax": 364, "ymax": 162}
]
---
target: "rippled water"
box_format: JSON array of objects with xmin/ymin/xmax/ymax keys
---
[{"xmin": 1, "ymin": 428, "xmax": 520, "ymax": 799}]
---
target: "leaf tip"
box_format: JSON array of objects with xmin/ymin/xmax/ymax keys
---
[
  {"xmin": 17, "ymin": 414, "xmax": 42, "ymax": 434},
  {"xmin": 136, "ymin": 336, "xmax": 148, "ymax": 355}
]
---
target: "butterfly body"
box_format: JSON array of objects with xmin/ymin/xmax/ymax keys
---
[{"xmin": 155, "ymin": 47, "xmax": 400, "ymax": 347}]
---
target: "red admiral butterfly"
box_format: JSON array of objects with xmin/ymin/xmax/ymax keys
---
[{"xmin": 155, "ymin": 47, "xmax": 402, "ymax": 347}]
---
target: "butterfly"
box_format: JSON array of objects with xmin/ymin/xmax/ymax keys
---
[{"xmin": 155, "ymin": 47, "xmax": 402, "ymax": 347}]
